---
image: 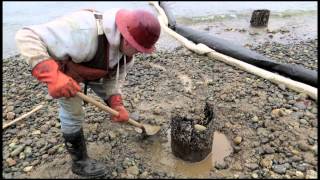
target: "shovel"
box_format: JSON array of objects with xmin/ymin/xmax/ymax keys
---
[{"xmin": 76, "ymin": 92, "xmax": 161, "ymax": 136}]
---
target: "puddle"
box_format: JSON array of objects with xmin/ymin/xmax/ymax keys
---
[{"xmin": 149, "ymin": 130, "xmax": 233, "ymax": 178}]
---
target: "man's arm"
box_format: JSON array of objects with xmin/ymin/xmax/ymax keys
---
[{"xmin": 15, "ymin": 28, "xmax": 51, "ymax": 68}]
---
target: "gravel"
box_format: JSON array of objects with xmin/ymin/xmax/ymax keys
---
[{"xmin": 2, "ymin": 33, "xmax": 317, "ymax": 179}]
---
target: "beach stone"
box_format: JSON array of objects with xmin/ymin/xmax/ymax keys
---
[
  {"xmin": 299, "ymin": 119, "xmax": 308, "ymax": 125},
  {"xmin": 7, "ymin": 105, "xmax": 14, "ymax": 112},
  {"xmin": 245, "ymin": 163, "xmax": 259, "ymax": 170},
  {"xmin": 6, "ymin": 112, "xmax": 15, "ymax": 120},
  {"xmin": 112, "ymin": 171, "xmax": 117, "ymax": 177},
  {"xmin": 23, "ymin": 166, "xmax": 33, "ymax": 172},
  {"xmin": 263, "ymin": 145, "xmax": 275, "ymax": 154},
  {"xmin": 126, "ymin": 165, "xmax": 140, "ymax": 176},
  {"xmin": 278, "ymin": 84, "xmax": 286, "ymax": 90},
  {"xmin": 233, "ymin": 136, "xmax": 242, "ymax": 145},
  {"xmin": 272, "ymin": 163, "xmax": 289, "ymax": 174},
  {"xmin": 260, "ymin": 158, "xmax": 273, "ymax": 168},
  {"xmin": 40, "ymin": 124, "xmax": 50, "ymax": 133},
  {"xmin": 19, "ymin": 152, "xmax": 26, "ymax": 160},
  {"xmin": 251, "ymin": 172, "xmax": 259, "ymax": 179},
  {"xmin": 252, "ymin": 116, "xmax": 259, "ymax": 122},
  {"xmin": 295, "ymin": 171, "xmax": 304, "ymax": 178},
  {"xmin": 9, "ymin": 142, "xmax": 17, "ymax": 149},
  {"xmin": 6, "ymin": 158, "xmax": 16, "ymax": 166},
  {"xmin": 31, "ymin": 159, "xmax": 40, "ymax": 166},
  {"xmin": 24, "ymin": 146, "xmax": 32, "ymax": 157},
  {"xmin": 140, "ymin": 171, "xmax": 149, "ymax": 178},
  {"xmin": 294, "ymin": 101, "xmax": 307, "ymax": 110},
  {"xmin": 215, "ymin": 161, "xmax": 229, "ymax": 170},
  {"xmin": 298, "ymin": 142, "xmax": 310, "ymax": 151},
  {"xmin": 24, "ymin": 139, "xmax": 33, "ymax": 146},
  {"xmin": 305, "ymin": 169, "xmax": 317, "ymax": 179},
  {"xmin": 32, "ymin": 130, "xmax": 41, "ymax": 135},
  {"xmin": 108, "ymin": 131, "xmax": 117, "ymax": 141},
  {"xmin": 11, "ymin": 144, "xmax": 26, "ymax": 157}
]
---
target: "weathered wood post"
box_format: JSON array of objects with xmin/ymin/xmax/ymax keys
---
[
  {"xmin": 170, "ymin": 102, "xmax": 215, "ymax": 162},
  {"xmin": 250, "ymin": 9, "xmax": 270, "ymax": 27}
]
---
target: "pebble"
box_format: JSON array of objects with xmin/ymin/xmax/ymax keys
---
[
  {"xmin": 245, "ymin": 163, "xmax": 259, "ymax": 170},
  {"xmin": 7, "ymin": 105, "xmax": 14, "ymax": 112},
  {"xmin": 233, "ymin": 146, "xmax": 241, "ymax": 153},
  {"xmin": 112, "ymin": 171, "xmax": 117, "ymax": 177},
  {"xmin": 251, "ymin": 172, "xmax": 259, "ymax": 179},
  {"xmin": 263, "ymin": 145, "xmax": 275, "ymax": 154},
  {"xmin": 310, "ymin": 107, "xmax": 317, "ymax": 114},
  {"xmin": 30, "ymin": 159, "xmax": 40, "ymax": 166},
  {"xmin": 305, "ymin": 169, "xmax": 317, "ymax": 179},
  {"xmin": 24, "ymin": 139, "xmax": 33, "ymax": 146},
  {"xmin": 11, "ymin": 144, "xmax": 26, "ymax": 157},
  {"xmin": 278, "ymin": 84, "xmax": 286, "ymax": 90},
  {"xmin": 140, "ymin": 171, "xmax": 149, "ymax": 178},
  {"xmin": 294, "ymin": 101, "xmax": 307, "ymax": 110},
  {"xmin": 24, "ymin": 146, "xmax": 32, "ymax": 157},
  {"xmin": 57, "ymin": 147, "xmax": 65, "ymax": 154},
  {"xmin": 2, "ymin": 38, "xmax": 319, "ymax": 178},
  {"xmin": 6, "ymin": 112, "xmax": 15, "ymax": 120},
  {"xmin": 40, "ymin": 124, "xmax": 50, "ymax": 133},
  {"xmin": 19, "ymin": 152, "xmax": 26, "ymax": 160},
  {"xmin": 23, "ymin": 166, "xmax": 33, "ymax": 172},
  {"xmin": 298, "ymin": 142, "xmax": 310, "ymax": 151},
  {"xmin": 48, "ymin": 147, "xmax": 57, "ymax": 155},
  {"xmin": 295, "ymin": 171, "xmax": 304, "ymax": 178},
  {"xmin": 32, "ymin": 130, "xmax": 41, "ymax": 135},
  {"xmin": 251, "ymin": 116, "xmax": 259, "ymax": 122},
  {"xmin": 42, "ymin": 154, "xmax": 49, "ymax": 160},
  {"xmin": 123, "ymin": 157, "xmax": 132, "ymax": 168},
  {"xmin": 272, "ymin": 164, "xmax": 289, "ymax": 174},
  {"xmin": 45, "ymin": 94, "xmax": 53, "ymax": 100},
  {"xmin": 260, "ymin": 158, "xmax": 273, "ymax": 168},
  {"xmin": 108, "ymin": 131, "xmax": 117, "ymax": 141},
  {"xmin": 299, "ymin": 118, "xmax": 308, "ymax": 125},
  {"xmin": 126, "ymin": 165, "xmax": 140, "ymax": 176},
  {"xmin": 9, "ymin": 142, "xmax": 17, "ymax": 149},
  {"xmin": 6, "ymin": 158, "xmax": 17, "ymax": 166},
  {"xmin": 215, "ymin": 161, "xmax": 228, "ymax": 170},
  {"xmin": 233, "ymin": 136, "xmax": 242, "ymax": 145}
]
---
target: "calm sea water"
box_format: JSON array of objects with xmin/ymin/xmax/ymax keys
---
[{"xmin": 3, "ymin": 1, "xmax": 317, "ymax": 58}]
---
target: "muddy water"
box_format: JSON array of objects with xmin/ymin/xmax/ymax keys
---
[{"xmin": 149, "ymin": 130, "xmax": 233, "ymax": 178}]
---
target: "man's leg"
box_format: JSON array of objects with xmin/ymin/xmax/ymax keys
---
[
  {"xmin": 58, "ymin": 96, "xmax": 84, "ymax": 134},
  {"xmin": 57, "ymin": 96, "xmax": 106, "ymax": 177}
]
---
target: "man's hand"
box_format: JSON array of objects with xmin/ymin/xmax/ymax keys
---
[
  {"xmin": 106, "ymin": 94, "xmax": 129, "ymax": 122},
  {"xmin": 32, "ymin": 59, "xmax": 81, "ymax": 98}
]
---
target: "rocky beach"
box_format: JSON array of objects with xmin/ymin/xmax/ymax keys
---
[{"xmin": 2, "ymin": 11, "xmax": 318, "ymax": 179}]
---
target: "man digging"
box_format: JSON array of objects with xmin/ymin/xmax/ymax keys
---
[{"xmin": 15, "ymin": 8, "xmax": 161, "ymax": 178}]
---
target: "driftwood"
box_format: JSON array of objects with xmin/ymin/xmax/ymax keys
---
[
  {"xmin": 3, "ymin": 104, "xmax": 44, "ymax": 129},
  {"xmin": 250, "ymin": 9, "xmax": 270, "ymax": 27},
  {"xmin": 149, "ymin": 1, "xmax": 317, "ymax": 100}
]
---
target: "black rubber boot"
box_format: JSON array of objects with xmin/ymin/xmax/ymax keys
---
[{"xmin": 63, "ymin": 128, "xmax": 106, "ymax": 178}]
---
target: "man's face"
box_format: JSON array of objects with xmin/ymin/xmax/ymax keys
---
[{"xmin": 120, "ymin": 38, "xmax": 139, "ymax": 57}]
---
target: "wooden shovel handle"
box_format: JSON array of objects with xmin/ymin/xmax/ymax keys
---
[{"xmin": 76, "ymin": 92, "xmax": 143, "ymax": 128}]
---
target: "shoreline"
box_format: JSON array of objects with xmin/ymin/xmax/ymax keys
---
[
  {"xmin": 2, "ymin": 7, "xmax": 318, "ymax": 178},
  {"xmin": 4, "ymin": 10, "xmax": 317, "ymax": 59},
  {"xmin": 3, "ymin": 36, "xmax": 318, "ymax": 178}
]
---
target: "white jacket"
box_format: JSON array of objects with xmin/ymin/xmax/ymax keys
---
[{"xmin": 15, "ymin": 8, "xmax": 134, "ymax": 97}]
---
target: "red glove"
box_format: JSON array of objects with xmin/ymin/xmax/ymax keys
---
[
  {"xmin": 32, "ymin": 59, "xmax": 81, "ymax": 98},
  {"xmin": 107, "ymin": 94, "xmax": 129, "ymax": 122}
]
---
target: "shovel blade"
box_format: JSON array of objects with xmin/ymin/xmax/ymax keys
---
[{"xmin": 142, "ymin": 124, "xmax": 161, "ymax": 136}]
